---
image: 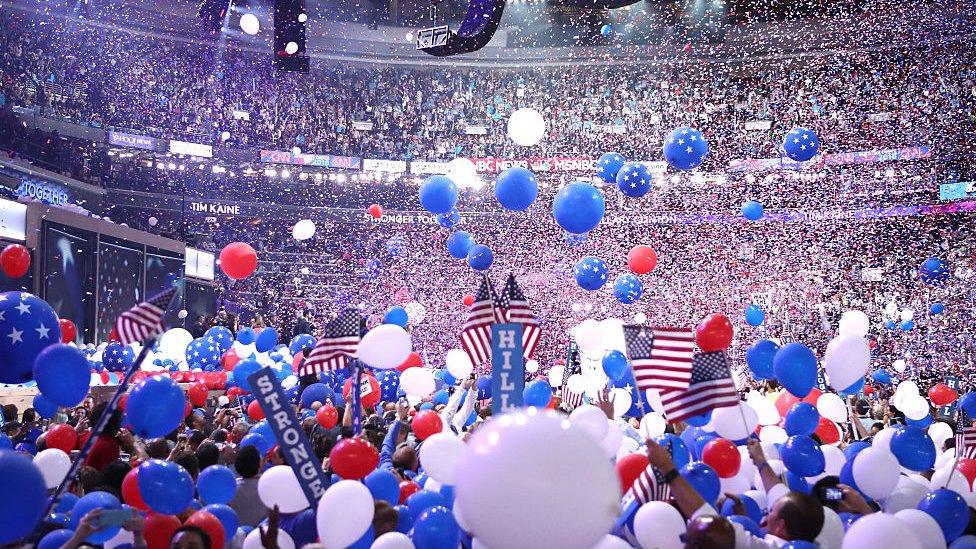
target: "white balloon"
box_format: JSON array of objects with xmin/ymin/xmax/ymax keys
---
[
  {"xmin": 930, "ymin": 464, "xmax": 971, "ymax": 493},
  {"xmin": 592, "ymin": 535, "xmax": 632, "ymax": 549},
  {"xmin": 759, "ymin": 425, "xmax": 788, "ymax": 445},
  {"xmin": 609, "ymin": 388, "xmax": 632, "ymax": 418},
  {"xmin": 842, "ymin": 511, "xmax": 923, "ymax": 549},
  {"xmin": 317, "ymin": 480, "xmax": 374, "ymax": 549},
  {"xmin": 400, "ymin": 368, "xmax": 436, "ymax": 397},
  {"xmin": 33, "ymin": 448, "xmax": 71, "ymax": 489},
  {"xmin": 822, "ymin": 444, "xmax": 845, "ymax": 476},
  {"xmin": 817, "ymin": 393, "xmax": 848, "ymax": 423},
  {"xmin": 148, "ymin": 216, "xmax": 158, "ymax": 226},
  {"xmin": 901, "ymin": 395, "xmax": 931, "ymax": 421},
  {"xmin": 454, "ymin": 410, "xmax": 619, "ymax": 549},
  {"xmin": 419, "ymin": 433, "xmax": 466, "ymax": 485},
  {"xmin": 598, "ymin": 318, "xmax": 626, "ymax": 355},
  {"xmin": 720, "ymin": 473, "xmax": 751, "ymax": 495},
  {"xmin": 884, "ymin": 483, "xmax": 929, "ymax": 514},
  {"xmin": 838, "ymin": 310, "xmax": 870, "ymax": 338},
  {"xmin": 644, "ymin": 388, "xmax": 664, "ymax": 413},
  {"xmin": 507, "ymin": 108, "xmax": 546, "ymax": 147},
  {"xmin": 600, "ymin": 421, "xmax": 624, "ymax": 458},
  {"xmin": 548, "ymin": 365, "xmax": 565, "ymax": 387},
  {"xmin": 177, "ymin": 309, "xmax": 188, "ymax": 320},
  {"xmin": 573, "ymin": 319, "xmax": 603, "ymax": 355},
  {"xmin": 258, "ymin": 466, "xmax": 310, "ymax": 513},
  {"xmin": 633, "ymin": 501, "xmax": 685, "ymax": 549},
  {"xmin": 243, "ymin": 527, "xmax": 294, "ymax": 549},
  {"xmin": 639, "ymin": 413, "xmax": 666, "ymax": 439},
  {"xmin": 526, "ymin": 359, "xmax": 539, "ymax": 374},
  {"xmin": 445, "ymin": 349, "xmax": 474, "ymax": 380},
  {"xmin": 711, "ymin": 402, "xmax": 758, "ymax": 440},
  {"xmin": 900, "ymin": 308, "xmax": 915, "ymax": 321},
  {"xmin": 284, "ymin": 41, "xmax": 298, "ymax": 55},
  {"xmin": 371, "ymin": 532, "xmax": 414, "ymax": 549},
  {"xmin": 893, "ymin": 359, "xmax": 907, "ymax": 373},
  {"xmin": 240, "ymin": 13, "xmax": 260, "ymax": 35},
  {"xmin": 566, "ymin": 373, "xmax": 587, "ymax": 395},
  {"xmin": 817, "ymin": 507, "xmax": 845, "ymax": 548},
  {"xmin": 159, "ymin": 328, "xmax": 193, "ymax": 363},
  {"xmin": 358, "ymin": 324, "xmax": 411, "ymax": 369},
  {"xmin": 852, "ymin": 447, "xmax": 900, "ymax": 500},
  {"xmin": 453, "ymin": 499, "xmax": 471, "ymax": 533},
  {"xmin": 292, "ymin": 219, "xmax": 316, "ymax": 241},
  {"xmin": 570, "ymin": 405, "xmax": 609, "ymax": 442},
  {"xmin": 929, "ymin": 421, "xmax": 954, "ymax": 448},
  {"xmin": 633, "ymin": 312, "xmax": 647, "ymax": 324},
  {"xmin": 872, "ymin": 426, "xmax": 898, "ymax": 452},
  {"xmin": 747, "ymin": 392, "xmax": 781, "ymax": 426},
  {"xmin": 894, "ymin": 509, "xmax": 947, "ymax": 549},
  {"xmin": 446, "ymin": 158, "xmax": 479, "ymax": 189},
  {"xmin": 824, "ymin": 334, "xmax": 870, "ymax": 390},
  {"xmin": 896, "ymin": 380, "xmax": 920, "ymax": 397}
]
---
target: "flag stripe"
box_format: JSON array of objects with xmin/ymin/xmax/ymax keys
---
[{"xmin": 624, "ymin": 325, "xmax": 695, "ymax": 395}]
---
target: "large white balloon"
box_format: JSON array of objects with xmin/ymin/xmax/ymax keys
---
[
  {"xmin": 240, "ymin": 13, "xmax": 260, "ymax": 35},
  {"xmin": 358, "ymin": 324, "xmax": 411, "ymax": 369},
  {"xmin": 258, "ymin": 466, "xmax": 310, "ymax": 513},
  {"xmin": 445, "ymin": 349, "xmax": 473, "ymax": 380},
  {"xmin": 895, "ymin": 509, "xmax": 947, "ymax": 549},
  {"xmin": 159, "ymin": 328, "xmax": 193, "ymax": 363},
  {"xmin": 893, "ymin": 359, "xmax": 907, "ymax": 373},
  {"xmin": 507, "ymin": 108, "xmax": 546, "ymax": 147},
  {"xmin": 710, "ymin": 402, "xmax": 759, "ymax": 440},
  {"xmin": 852, "ymin": 447, "xmax": 900, "ymax": 500},
  {"xmin": 747, "ymin": 392, "xmax": 781, "ymax": 426},
  {"xmin": 317, "ymin": 480, "xmax": 374, "ymax": 549},
  {"xmin": 419, "ymin": 433, "xmax": 466, "ymax": 485},
  {"xmin": 900, "ymin": 395, "xmax": 932, "ymax": 421},
  {"xmin": 872, "ymin": 426, "xmax": 898, "ymax": 452},
  {"xmin": 838, "ymin": 310, "xmax": 870, "ymax": 338},
  {"xmin": 454, "ymin": 409, "xmax": 619, "ymax": 549},
  {"xmin": 817, "ymin": 393, "xmax": 848, "ymax": 423},
  {"xmin": 548, "ymin": 365, "xmax": 565, "ymax": 387},
  {"xmin": 824, "ymin": 334, "xmax": 870, "ymax": 390},
  {"xmin": 573, "ymin": 319, "xmax": 603, "ymax": 355},
  {"xmin": 900, "ymin": 308, "xmax": 915, "ymax": 321},
  {"xmin": 822, "ymin": 444, "xmax": 845, "ymax": 476},
  {"xmin": 292, "ymin": 219, "xmax": 316, "ymax": 240},
  {"xmin": 526, "ymin": 359, "xmax": 539, "ymax": 373},
  {"xmin": 609, "ymin": 388, "xmax": 632, "ymax": 418},
  {"xmin": 400, "ymin": 368, "xmax": 436, "ymax": 397},
  {"xmin": 243, "ymin": 527, "xmax": 295, "ymax": 549},
  {"xmin": 446, "ymin": 158, "xmax": 479, "ymax": 189},
  {"xmin": 759, "ymin": 425, "xmax": 788, "ymax": 445},
  {"xmin": 842, "ymin": 511, "xmax": 923, "ymax": 549},
  {"xmin": 817, "ymin": 507, "xmax": 844, "ymax": 548},
  {"xmin": 33, "ymin": 448, "xmax": 71, "ymax": 489},
  {"xmin": 598, "ymin": 318, "xmax": 626, "ymax": 355},
  {"xmin": 569, "ymin": 405, "xmax": 610, "ymax": 442},
  {"xmin": 592, "ymin": 535, "xmax": 632, "ymax": 549},
  {"xmin": 371, "ymin": 532, "xmax": 415, "ymax": 549},
  {"xmin": 884, "ymin": 480, "xmax": 929, "ymax": 514},
  {"xmin": 929, "ymin": 422, "xmax": 954, "ymax": 448},
  {"xmin": 633, "ymin": 501, "xmax": 685, "ymax": 549},
  {"xmin": 639, "ymin": 413, "xmax": 666, "ymax": 439}
]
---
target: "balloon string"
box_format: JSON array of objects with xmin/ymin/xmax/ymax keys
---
[{"xmin": 351, "ymin": 359, "xmax": 364, "ymax": 436}]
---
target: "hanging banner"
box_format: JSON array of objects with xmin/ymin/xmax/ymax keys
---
[{"xmin": 491, "ymin": 323, "xmax": 525, "ymax": 414}]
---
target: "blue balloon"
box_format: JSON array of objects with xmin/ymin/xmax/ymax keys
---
[
  {"xmin": 466, "ymin": 244, "xmax": 494, "ymax": 271},
  {"xmin": 476, "ymin": 375, "xmax": 492, "ymax": 400},
  {"xmin": 70, "ymin": 491, "xmax": 121, "ymax": 544},
  {"xmin": 38, "ymin": 529, "xmax": 74, "ymax": 549},
  {"xmin": 615, "ymin": 162, "xmax": 653, "ymax": 198},
  {"xmin": 414, "ymin": 505, "xmax": 460, "ymax": 549},
  {"xmin": 255, "ymin": 328, "xmax": 278, "ymax": 353},
  {"xmin": 920, "ymin": 257, "xmax": 949, "ymax": 284},
  {"xmin": 432, "ymin": 389, "xmax": 449, "ymax": 406},
  {"xmin": 871, "ymin": 369, "xmax": 892, "ymax": 384},
  {"xmin": 384, "ymin": 306, "xmax": 409, "ymax": 327},
  {"xmin": 436, "ymin": 209, "xmax": 461, "ymax": 230},
  {"xmin": 906, "ymin": 414, "xmax": 933, "ymax": 429},
  {"xmin": 523, "ymin": 380, "xmax": 553, "ymax": 407},
  {"xmin": 741, "ymin": 200, "xmax": 764, "ymax": 221},
  {"xmin": 127, "ymin": 375, "xmax": 186, "ymax": 438},
  {"xmin": 746, "ymin": 340, "xmax": 778, "ymax": 380},
  {"xmin": 613, "ymin": 274, "xmax": 643, "ymax": 304},
  {"xmin": 692, "ymin": 434, "xmax": 718, "ymax": 461},
  {"xmin": 552, "ymin": 182, "xmax": 605, "ymax": 234},
  {"xmin": 596, "ymin": 152, "xmax": 626, "ymax": 183},
  {"xmin": 900, "ymin": 319, "xmax": 915, "ymax": 331},
  {"xmin": 890, "ymin": 426, "xmax": 935, "ymax": 471},
  {"xmin": 197, "ymin": 465, "xmax": 237, "ymax": 505},
  {"xmin": 446, "ymin": 231, "xmax": 475, "ymax": 259},
  {"xmin": 918, "ymin": 489, "xmax": 969, "ymax": 542},
  {"xmin": 346, "ymin": 526, "xmax": 374, "ymax": 549},
  {"xmin": 681, "ymin": 462, "xmax": 720, "ymax": 504},
  {"xmin": 780, "ymin": 436, "xmax": 825, "ymax": 477},
  {"xmin": 728, "ymin": 516, "xmax": 764, "ymax": 538},
  {"xmin": 884, "ymin": 320, "xmax": 897, "ymax": 330},
  {"xmin": 931, "ymin": 303, "xmax": 945, "ymax": 315},
  {"xmin": 233, "ymin": 358, "xmax": 262, "ymax": 393},
  {"xmin": 0, "ymin": 292, "xmax": 61, "ymax": 384},
  {"xmin": 843, "ymin": 440, "xmax": 871, "ymax": 462},
  {"xmin": 364, "ymin": 469, "xmax": 400, "ymax": 506},
  {"xmin": 574, "ymin": 256, "xmax": 609, "ymax": 291},
  {"xmin": 745, "ymin": 305, "xmax": 765, "ymax": 327},
  {"xmin": 54, "ymin": 493, "xmax": 78, "ymax": 513},
  {"xmin": 841, "ymin": 377, "xmax": 864, "ymax": 395},
  {"xmin": 663, "ymin": 127, "xmax": 708, "ymax": 171},
  {"xmin": 289, "ymin": 334, "xmax": 316, "ymax": 355},
  {"xmin": 419, "ymin": 175, "xmax": 458, "ymax": 214},
  {"xmin": 32, "ymin": 393, "xmax": 57, "ymax": 419},
  {"xmin": 722, "ymin": 494, "xmax": 763, "ymax": 525},
  {"xmin": 280, "ymin": 508, "xmax": 317, "ymax": 548},
  {"xmin": 205, "ymin": 326, "xmax": 234, "ymax": 353},
  {"xmin": 838, "ymin": 512, "xmax": 861, "ymax": 531},
  {"xmin": 685, "ymin": 410, "xmax": 712, "ymax": 427},
  {"xmin": 773, "ymin": 343, "xmax": 817, "ymax": 397},
  {"xmin": 0, "ymin": 451, "xmax": 47, "ymax": 544},
  {"xmin": 602, "ymin": 350, "xmax": 628, "ymax": 381},
  {"xmin": 102, "ymin": 341, "xmax": 135, "ymax": 372},
  {"xmin": 240, "ymin": 432, "xmax": 271, "ymax": 454},
  {"xmin": 960, "ymin": 393, "xmax": 976, "ymax": 417},
  {"xmin": 784, "ymin": 470, "xmax": 811, "ymax": 493},
  {"xmin": 406, "ymin": 490, "xmax": 446, "ymax": 521},
  {"xmin": 494, "ymin": 167, "xmax": 538, "ymax": 211},
  {"xmin": 237, "ymin": 327, "xmax": 255, "ymax": 344},
  {"xmin": 782, "ymin": 127, "xmax": 820, "ymax": 162},
  {"xmin": 203, "ymin": 504, "xmax": 238, "ymax": 544},
  {"xmin": 782, "ymin": 541, "xmax": 819, "ymax": 549},
  {"xmin": 654, "ymin": 433, "xmax": 691, "ymax": 469},
  {"xmin": 784, "ymin": 402, "xmax": 819, "ymax": 436},
  {"xmin": 600, "ymin": 23, "xmax": 612, "ymax": 36},
  {"xmin": 394, "ymin": 504, "xmax": 413, "ymax": 534},
  {"xmin": 138, "ymin": 459, "xmax": 194, "ymax": 515}
]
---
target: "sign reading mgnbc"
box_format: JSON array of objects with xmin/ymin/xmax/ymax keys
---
[{"xmin": 491, "ymin": 323, "xmax": 525, "ymax": 414}]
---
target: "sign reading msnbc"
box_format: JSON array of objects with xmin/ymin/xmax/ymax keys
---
[{"xmin": 259, "ymin": 150, "xmax": 361, "ymax": 170}]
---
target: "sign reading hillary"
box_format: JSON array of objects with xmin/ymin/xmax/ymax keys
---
[{"xmin": 491, "ymin": 323, "xmax": 525, "ymax": 414}]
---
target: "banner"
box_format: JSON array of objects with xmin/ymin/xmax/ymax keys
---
[
  {"xmin": 247, "ymin": 367, "xmax": 330, "ymax": 504},
  {"xmin": 728, "ymin": 145, "xmax": 932, "ymax": 172},
  {"xmin": 860, "ymin": 267, "xmax": 884, "ymax": 282},
  {"xmin": 465, "ymin": 124, "xmax": 488, "ymax": 135},
  {"xmin": 17, "ymin": 178, "xmax": 70, "ymax": 206},
  {"xmin": 470, "ymin": 157, "xmax": 596, "ymax": 174},
  {"xmin": 259, "ymin": 150, "xmax": 361, "ymax": 170},
  {"xmin": 107, "ymin": 131, "xmax": 159, "ymax": 151},
  {"xmin": 363, "ymin": 159, "xmax": 407, "ymax": 173},
  {"xmin": 939, "ymin": 182, "xmax": 975, "ymax": 201},
  {"xmin": 744, "ymin": 121, "xmax": 772, "ymax": 131},
  {"xmin": 816, "ymin": 369, "xmax": 829, "ymax": 392},
  {"xmin": 491, "ymin": 324, "xmax": 525, "ymax": 414},
  {"xmin": 351, "ymin": 120, "xmax": 374, "ymax": 131},
  {"xmin": 410, "ymin": 161, "xmax": 451, "ymax": 175},
  {"xmin": 169, "ymin": 140, "xmax": 213, "ymax": 158}
]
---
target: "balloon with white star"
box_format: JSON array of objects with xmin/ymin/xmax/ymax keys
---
[
  {"xmin": 574, "ymin": 257, "xmax": 609, "ymax": 291},
  {"xmin": 595, "ymin": 152, "xmax": 626, "ymax": 184},
  {"xmin": 0, "ymin": 292, "xmax": 60, "ymax": 384},
  {"xmin": 102, "ymin": 342, "xmax": 135, "ymax": 372},
  {"xmin": 612, "ymin": 274, "xmax": 643, "ymax": 304},
  {"xmin": 204, "ymin": 326, "xmax": 234, "ymax": 354},
  {"xmin": 615, "ymin": 162, "xmax": 653, "ymax": 198},
  {"xmin": 663, "ymin": 127, "xmax": 708, "ymax": 171},
  {"xmin": 186, "ymin": 337, "xmax": 221, "ymax": 371},
  {"xmin": 436, "ymin": 209, "xmax": 461, "ymax": 230},
  {"xmin": 782, "ymin": 127, "xmax": 820, "ymax": 162}
]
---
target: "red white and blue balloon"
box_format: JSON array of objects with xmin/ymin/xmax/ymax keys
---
[
  {"xmin": 0, "ymin": 292, "xmax": 60, "ymax": 384},
  {"xmin": 782, "ymin": 127, "xmax": 820, "ymax": 162},
  {"xmin": 663, "ymin": 127, "xmax": 708, "ymax": 171},
  {"xmin": 615, "ymin": 162, "xmax": 653, "ymax": 198}
]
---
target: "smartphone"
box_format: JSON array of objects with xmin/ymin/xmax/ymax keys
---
[
  {"xmin": 825, "ymin": 487, "xmax": 843, "ymax": 501},
  {"xmin": 97, "ymin": 508, "xmax": 134, "ymax": 529}
]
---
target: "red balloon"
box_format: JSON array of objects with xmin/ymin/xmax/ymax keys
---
[
  {"xmin": 222, "ymin": 349, "xmax": 240, "ymax": 371},
  {"xmin": 399, "ymin": 480, "xmax": 421, "ymax": 504},
  {"xmin": 957, "ymin": 458, "xmax": 976, "ymax": 486},
  {"xmin": 292, "ymin": 353, "xmax": 304, "ymax": 373},
  {"xmin": 368, "ymin": 204, "xmax": 383, "ymax": 219},
  {"xmin": 462, "ymin": 294, "xmax": 475, "ymax": 307},
  {"xmin": 183, "ymin": 400, "xmax": 192, "ymax": 418},
  {"xmin": 863, "ymin": 385, "xmax": 875, "ymax": 396},
  {"xmin": 218, "ymin": 242, "xmax": 258, "ymax": 280},
  {"xmin": 58, "ymin": 318, "xmax": 77, "ymax": 343},
  {"xmin": 316, "ymin": 405, "xmax": 339, "ymax": 429},
  {"xmin": 342, "ymin": 374, "xmax": 381, "ymax": 409},
  {"xmin": 702, "ymin": 438, "xmax": 741, "ymax": 478},
  {"xmin": 396, "ymin": 352, "xmax": 424, "ymax": 372},
  {"xmin": 187, "ymin": 383, "xmax": 208, "ymax": 407},
  {"xmin": 695, "ymin": 313, "xmax": 733, "ymax": 352},
  {"xmin": 627, "ymin": 245, "xmax": 658, "ymax": 275},
  {"xmin": 616, "ymin": 453, "xmax": 649, "ymax": 492},
  {"xmin": 122, "ymin": 467, "xmax": 149, "ymax": 510},
  {"xmin": 185, "ymin": 510, "xmax": 225, "ymax": 549},
  {"xmin": 774, "ymin": 388, "xmax": 821, "ymax": 417},
  {"xmin": 144, "ymin": 513, "xmax": 181, "ymax": 549},
  {"xmin": 0, "ymin": 244, "xmax": 30, "ymax": 278},
  {"xmin": 814, "ymin": 416, "xmax": 840, "ymax": 445},
  {"xmin": 411, "ymin": 410, "xmax": 443, "ymax": 441},
  {"xmin": 247, "ymin": 399, "xmax": 265, "ymax": 421},
  {"xmin": 929, "ymin": 383, "xmax": 958, "ymax": 406},
  {"xmin": 46, "ymin": 423, "xmax": 78, "ymax": 452},
  {"xmin": 330, "ymin": 437, "xmax": 380, "ymax": 480},
  {"xmin": 226, "ymin": 386, "xmax": 246, "ymax": 399}
]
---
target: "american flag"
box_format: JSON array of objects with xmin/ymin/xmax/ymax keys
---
[
  {"xmin": 460, "ymin": 273, "xmax": 504, "ymax": 366},
  {"xmin": 660, "ymin": 351, "xmax": 739, "ymax": 423},
  {"xmin": 624, "ymin": 464, "xmax": 671, "ymax": 507},
  {"xmin": 956, "ymin": 408, "xmax": 976, "ymax": 458},
  {"xmin": 497, "ymin": 274, "xmax": 540, "ymax": 360},
  {"xmin": 114, "ymin": 286, "xmax": 178, "ymax": 345},
  {"xmin": 300, "ymin": 309, "xmax": 363, "ymax": 376},
  {"xmin": 623, "ymin": 325, "xmax": 696, "ymax": 393},
  {"xmin": 560, "ymin": 342, "xmax": 585, "ymax": 410}
]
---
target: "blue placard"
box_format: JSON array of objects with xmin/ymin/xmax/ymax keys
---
[
  {"xmin": 491, "ymin": 323, "xmax": 525, "ymax": 414},
  {"xmin": 941, "ymin": 375, "xmax": 962, "ymax": 418},
  {"xmin": 815, "ymin": 368, "xmax": 829, "ymax": 392},
  {"xmin": 940, "ymin": 182, "xmax": 975, "ymax": 201},
  {"xmin": 248, "ymin": 367, "xmax": 330, "ymax": 504}
]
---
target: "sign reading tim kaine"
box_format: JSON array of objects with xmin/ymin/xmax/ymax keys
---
[{"xmin": 491, "ymin": 323, "xmax": 525, "ymax": 414}]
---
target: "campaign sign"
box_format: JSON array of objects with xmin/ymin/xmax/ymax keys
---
[{"xmin": 491, "ymin": 323, "xmax": 525, "ymax": 414}]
